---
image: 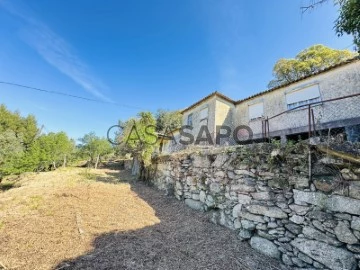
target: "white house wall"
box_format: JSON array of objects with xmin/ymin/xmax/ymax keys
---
[
  {"xmin": 234, "ymin": 60, "xmax": 360, "ymax": 139},
  {"xmin": 214, "ymin": 97, "xmax": 236, "ymax": 145},
  {"xmin": 182, "ymin": 96, "xmax": 217, "ymax": 143}
]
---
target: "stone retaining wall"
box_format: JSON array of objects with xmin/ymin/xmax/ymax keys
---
[{"xmin": 151, "ymin": 143, "xmax": 360, "ymax": 270}]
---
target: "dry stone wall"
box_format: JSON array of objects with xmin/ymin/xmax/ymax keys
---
[{"xmin": 151, "ymin": 143, "xmax": 360, "ymax": 270}]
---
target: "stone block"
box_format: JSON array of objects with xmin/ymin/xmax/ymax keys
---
[
  {"xmin": 314, "ymin": 178, "xmax": 335, "ymax": 193},
  {"xmin": 349, "ymin": 182, "xmax": 360, "ymax": 200},
  {"xmin": 239, "ymin": 211, "xmax": 266, "ymax": 223},
  {"xmin": 290, "ymin": 238, "xmax": 356, "ymax": 270},
  {"xmin": 232, "ymin": 203, "xmax": 242, "ymax": 218},
  {"xmin": 238, "ymin": 229, "xmax": 252, "ymax": 240},
  {"xmin": 289, "ymin": 176, "xmax": 309, "ymax": 189},
  {"xmin": 250, "ymin": 236, "xmax": 280, "ymax": 259},
  {"xmin": 294, "ymin": 190, "xmax": 360, "ymax": 216},
  {"xmin": 289, "ymin": 215, "xmax": 305, "ymax": 225},
  {"xmin": 289, "ymin": 204, "xmax": 310, "ymax": 215},
  {"xmin": 302, "ymin": 226, "xmax": 342, "ymax": 247},
  {"xmin": 185, "ymin": 199, "xmax": 204, "ymax": 212},
  {"xmin": 351, "ymin": 216, "xmax": 360, "ymax": 231},
  {"xmin": 246, "ymin": 205, "xmax": 288, "ymax": 219},
  {"xmin": 251, "ymin": 192, "xmax": 272, "ymax": 201},
  {"xmin": 334, "ymin": 222, "xmax": 358, "ymax": 245},
  {"xmin": 241, "ymin": 219, "xmax": 255, "ymax": 230},
  {"xmin": 238, "ymin": 194, "xmax": 252, "ymax": 204}
]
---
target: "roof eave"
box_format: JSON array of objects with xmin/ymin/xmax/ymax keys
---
[{"xmin": 181, "ymin": 91, "xmax": 236, "ymax": 114}]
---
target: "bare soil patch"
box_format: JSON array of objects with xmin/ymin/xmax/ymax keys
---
[{"xmin": 0, "ymin": 168, "xmax": 285, "ymax": 270}]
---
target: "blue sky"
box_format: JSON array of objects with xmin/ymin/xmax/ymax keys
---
[{"xmin": 0, "ymin": 0, "xmax": 355, "ymax": 140}]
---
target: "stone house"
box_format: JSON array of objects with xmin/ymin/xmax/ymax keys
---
[{"xmin": 163, "ymin": 57, "xmax": 360, "ymax": 153}]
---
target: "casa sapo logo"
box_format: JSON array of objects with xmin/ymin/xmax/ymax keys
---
[{"xmin": 107, "ymin": 124, "xmax": 254, "ymax": 146}]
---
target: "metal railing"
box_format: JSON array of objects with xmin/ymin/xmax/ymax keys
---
[{"xmin": 261, "ymin": 92, "xmax": 360, "ymax": 143}]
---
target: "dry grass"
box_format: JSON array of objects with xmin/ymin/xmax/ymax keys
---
[
  {"xmin": 0, "ymin": 168, "xmax": 285, "ymax": 270},
  {"xmin": 0, "ymin": 168, "xmax": 159, "ymax": 270}
]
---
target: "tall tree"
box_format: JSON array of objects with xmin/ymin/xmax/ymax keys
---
[
  {"xmin": 34, "ymin": 132, "xmax": 75, "ymax": 169},
  {"xmin": 0, "ymin": 130, "xmax": 24, "ymax": 177},
  {"xmin": 117, "ymin": 112, "xmax": 157, "ymax": 178},
  {"xmin": 79, "ymin": 132, "xmax": 113, "ymax": 169},
  {"xmin": 0, "ymin": 105, "xmax": 39, "ymax": 149},
  {"xmin": 0, "ymin": 105, "xmax": 40, "ymax": 176},
  {"xmin": 268, "ymin": 44, "xmax": 357, "ymax": 88}
]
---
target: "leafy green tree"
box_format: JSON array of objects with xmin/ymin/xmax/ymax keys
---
[
  {"xmin": 0, "ymin": 130, "xmax": 24, "ymax": 177},
  {"xmin": 34, "ymin": 132, "xmax": 75, "ymax": 169},
  {"xmin": 0, "ymin": 104, "xmax": 77, "ymax": 176},
  {"xmin": 335, "ymin": 0, "xmax": 360, "ymax": 51},
  {"xmin": 79, "ymin": 132, "xmax": 113, "ymax": 169},
  {"xmin": 0, "ymin": 105, "xmax": 39, "ymax": 149},
  {"xmin": 155, "ymin": 109, "xmax": 182, "ymax": 133},
  {"xmin": 0, "ymin": 130, "xmax": 23, "ymax": 162},
  {"xmin": 0, "ymin": 105, "xmax": 40, "ymax": 176},
  {"xmin": 268, "ymin": 44, "xmax": 357, "ymax": 88},
  {"xmin": 117, "ymin": 112, "xmax": 157, "ymax": 178}
]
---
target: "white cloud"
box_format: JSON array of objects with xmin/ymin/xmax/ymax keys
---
[{"xmin": 0, "ymin": 0, "xmax": 110, "ymax": 101}]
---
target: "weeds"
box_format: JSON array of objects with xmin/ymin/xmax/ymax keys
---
[
  {"xmin": 78, "ymin": 170, "xmax": 97, "ymax": 181},
  {"xmin": 28, "ymin": 195, "xmax": 44, "ymax": 210}
]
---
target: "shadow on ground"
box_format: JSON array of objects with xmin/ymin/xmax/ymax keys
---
[
  {"xmin": 0, "ymin": 176, "xmax": 21, "ymax": 191},
  {"xmin": 0, "ymin": 182, "xmax": 16, "ymax": 191},
  {"xmin": 54, "ymin": 170, "xmax": 286, "ymax": 270}
]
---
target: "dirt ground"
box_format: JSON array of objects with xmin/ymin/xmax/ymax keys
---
[{"xmin": 0, "ymin": 168, "xmax": 285, "ymax": 270}]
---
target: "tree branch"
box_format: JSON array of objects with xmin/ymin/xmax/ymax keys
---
[{"xmin": 301, "ymin": 0, "xmax": 329, "ymax": 13}]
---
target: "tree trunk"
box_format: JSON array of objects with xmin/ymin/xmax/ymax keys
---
[
  {"xmin": 140, "ymin": 160, "xmax": 145, "ymax": 181},
  {"xmin": 53, "ymin": 161, "xmax": 57, "ymax": 170},
  {"xmin": 132, "ymin": 157, "xmax": 140, "ymax": 176},
  {"xmin": 95, "ymin": 154, "xmax": 100, "ymax": 169},
  {"xmin": 63, "ymin": 155, "xmax": 67, "ymax": 168}
]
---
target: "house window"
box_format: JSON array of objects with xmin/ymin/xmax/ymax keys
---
[
  {"xmin": 200, "ymin": 107, "xmax": 208, "ymax": 120},
  {"xmin": 249, "ymin": 102, "xmax": 264, "ymax": 120},
  {"xmin": 199, "ymin": 107, "xmax": 208, "ymax": 125},
  {"xmin": 187, "ymin": 113, "xmax": 193, "ymax": 126},
  {"xmin": 286, "ymin": 84, "xmax": 321, "ymax": 110}
]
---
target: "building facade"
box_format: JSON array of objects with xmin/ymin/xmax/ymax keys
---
[{"xmin": 163, "ymin": 58, "xmax": 360, "ymax": 153}]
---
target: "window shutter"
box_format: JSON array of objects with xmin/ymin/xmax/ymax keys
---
[
  {"xmin": 286, "ymin": 84, "xmax": 321, "ymax": 107},
  {"xmin": 249, "ymin": 102, "xmax": 264, "ymax": 120},
  {"xmin": 200, "ymin": 107, "xmax": 208, "ymax": 119}
]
